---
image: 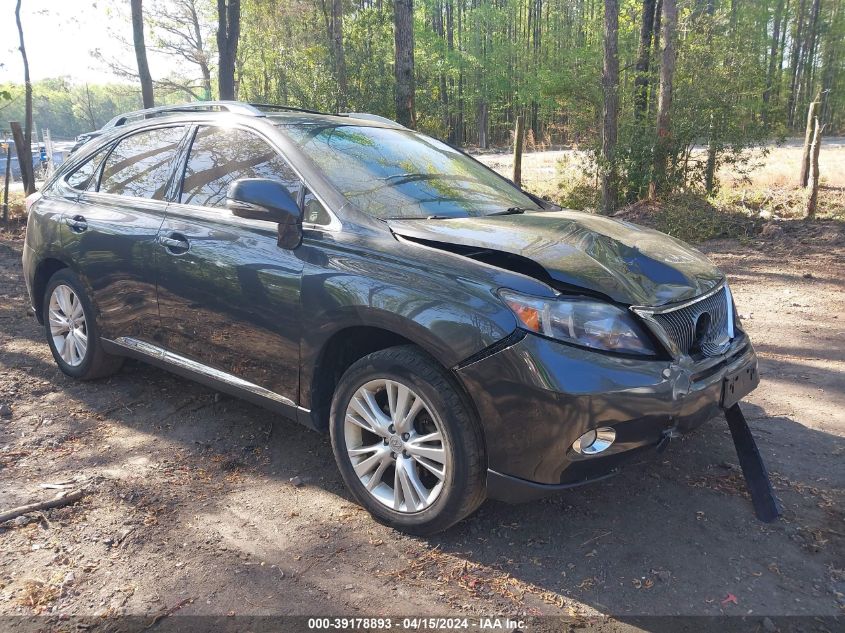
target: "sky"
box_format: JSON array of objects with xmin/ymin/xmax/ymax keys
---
[{"xmin": 1, "ymin": 1, "xmax": 170, "ymax": 85}]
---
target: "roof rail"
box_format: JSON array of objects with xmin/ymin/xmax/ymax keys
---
[
  {"xmin": 103, "ymin": 101, "xmax": 264, "ymax": 129},
  {"xmin": 341, "ymin": 112, "xmax": 406, "ymax": 128},
  {"xmin": 99, "ymin": 101, "xmax": 406, "ymax": 135},
  {"xmin": 248, "ymin": 103, "xmax": 330, "ymax": 116}
]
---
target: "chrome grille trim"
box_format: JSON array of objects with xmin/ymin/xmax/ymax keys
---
[{"xmin": 631, "ymin": 282, "xmax": 734, "ymax": 359}]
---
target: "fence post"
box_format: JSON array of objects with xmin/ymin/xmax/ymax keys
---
[
  {"xmin": 512, "ymin": 115, "xmax": 525, "ymax": 187},
  {"xmin": 2, "ymin": 142, "xmax": 11, "ymax": 226}
]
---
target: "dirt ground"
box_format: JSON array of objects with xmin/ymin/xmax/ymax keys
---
[{"xmin": 0, "ymin": 210, "xmax": 843, "ymax": 628}]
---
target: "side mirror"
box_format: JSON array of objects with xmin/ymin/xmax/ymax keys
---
[{"xmin": 226, "ymin": 178, "xmax": 303, "ymax": 249}]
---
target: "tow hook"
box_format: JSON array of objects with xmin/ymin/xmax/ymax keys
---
[{"xmin": 657, "ymin": 426, "xmax": 681, "ymax": 453}]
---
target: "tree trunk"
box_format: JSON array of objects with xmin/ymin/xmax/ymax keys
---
[
  {"xmin": 187, "ymin": 0, "xmax": 212, "ymax": 99},
  {"xmin": 763, "ymin": 0, "xmax": 785, "ymax": 109},
  {"xmin": 649, "ymin": 0, "xmax": 677, "ymax": 199},
  {"xmin": 804, "ymin": 116, "xmax": 822, "ymax": 218},
  {"xmin": 216, "ymin": 0, "xmax": 241, "ymax": 101},
  {"xmin": 330, "ymin": 0, "xmax": 348, "ymax": 112},
  {"xmin": 648, "ymin": 0, "xmax": 663, "ymax": 118},
  {"xmin": 787, "ymin": 0, "xmax": 808, "ymax": 128},
  {"xmin": 800, "ymin": 0, "xmax": 822, "ymax": 113},
  {"xmin": 130, "ymin": 0, "xmax": 155, "ymax": 108},
  {"xmin": 14, "ymin": 0, "xmax": 35, "ymax": 195},
  {"xmin": 478, "ymin": 101, "xmax": 489, "ymax": 149},
  {"xmin": 800, "ymin": 92, "xmax": 821, "ymax": 186},
  {"xmin": 601, "ymin": 0, "xmax": 619, "ymax": 214},
  {"xmin": 10, "ymin": 122, "xmax": 35, "ymax": 198},
  {"xmin": 394, "ymin": 0, "xmax": 416, "ymax": 128},
  {"xmin": 704, "ymin": 113, "xmax": 718, "ymax": 194},
  {"xmin": 513, "ymin": 115, "xmax": 525, "ymax": 187},
  {"xmin": 633, "ymin": 0, "xmax": 656, "ymax": 121}
]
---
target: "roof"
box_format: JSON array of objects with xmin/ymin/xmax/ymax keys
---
[{"xmin": 101, "ymin": 101, "xmax": 404, "ymax": 132}]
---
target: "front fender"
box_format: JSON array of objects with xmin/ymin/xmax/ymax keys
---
[{"xmin": 297, "ymin": 230, "xmax": 551, "ymax": 408}]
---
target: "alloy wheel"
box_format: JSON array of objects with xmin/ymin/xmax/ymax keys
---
[
  {"xmin": 48, "ymin": 284, "xmax": 88, "ymax": 367},
  {"xmin": 344, "ymin": 379, "xmax": 449, "ymax": 513}
]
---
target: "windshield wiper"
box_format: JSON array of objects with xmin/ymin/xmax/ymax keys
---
[
  {"xmin": 385, "ymin": 214, "xmax": 450, "ymax": 220},
  {"xmin": 487, "ymin": 207, "xmax": 528, "ymax": 216}
]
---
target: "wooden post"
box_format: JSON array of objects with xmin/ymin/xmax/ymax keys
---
[
  {"xmin": 513, "ymin": 114, "xmax": 524, "ymax": 187},
  {"xmin": 10, "ymin": 121, "xmax": 35, "ymax": 195},
  {"xmin": 2, "ymin": 142, "xmax": 11, "ymax": 226},
  {"xmin": 800, "ymin": 93, "xmax": 820, "ymax": 187},
  {"xmin": 805, "ymin": 116, "xmax": 823, "ymax": 219}
]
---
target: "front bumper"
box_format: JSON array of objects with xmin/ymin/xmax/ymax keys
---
[{"xmin": 455, "ymin": 331, "xmax": 758, "ymax": 502}]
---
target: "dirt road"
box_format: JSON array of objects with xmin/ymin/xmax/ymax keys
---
[{"xmin": 0, "ymin": 220, "xmax": 843, "ymax": 627}]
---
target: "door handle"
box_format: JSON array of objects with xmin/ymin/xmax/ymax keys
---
[
  {"xmin": 158, "ymin": 233, "xmax": 190, "ymax": 253},
  {"xmin": 63, "ymin": 215, "xmax": 88, "ymax": 232}
]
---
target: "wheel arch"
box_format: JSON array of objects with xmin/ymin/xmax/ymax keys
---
[
  {"xmin": 32, "ymin": 257, "xmax": 71, "ymax": 324},
  {"xmin": 303, "ymin": 324, "xmax": 484, "ymax": 447}
]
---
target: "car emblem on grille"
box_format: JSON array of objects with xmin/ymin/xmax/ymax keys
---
[{"xmin": 694, "ymin": 311, "xmax": 712, "ymax": 345}]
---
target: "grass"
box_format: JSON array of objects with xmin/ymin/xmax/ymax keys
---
[
  {"xmin": 1, "ymin": 190, "xmax": 26, "ymax": 228},
  {"xmin": 478, "ymin": 141, "xmax": 845, "ymax": 244}
]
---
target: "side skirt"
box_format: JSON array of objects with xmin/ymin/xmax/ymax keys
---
[{"xmin": 102, "ymin": 337, "xmax": 318, "ymax": 431}]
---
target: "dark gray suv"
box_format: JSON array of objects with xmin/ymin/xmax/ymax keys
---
[{"xmin": 22, "ymin": 101, "xmax": 759, "ymax": 534}]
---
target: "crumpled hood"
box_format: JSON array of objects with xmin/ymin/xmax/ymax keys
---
[{"xmin": 388, "ymin": 210, "xmax": 724, "ymax": 306}]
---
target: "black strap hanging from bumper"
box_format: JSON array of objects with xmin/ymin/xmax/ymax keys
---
[{"xmin": 725, "ymin": 403, "xmax": 782, "ymax": 523}]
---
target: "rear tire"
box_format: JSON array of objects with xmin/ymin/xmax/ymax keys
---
[
  {"xmin": 43, "ymin": 269, "xmax": 123, "ymax": 380},
  {"xmin": 330, "ymin": 346, "xmax": 486, "ymax": 535}
]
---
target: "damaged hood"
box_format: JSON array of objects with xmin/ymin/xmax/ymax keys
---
[{"xmin": 388, "ymin": 210, "xmax": 724, "ymax": 306}]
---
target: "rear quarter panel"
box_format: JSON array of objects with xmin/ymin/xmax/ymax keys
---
[{"xmin": 22, "ymin": 192, "xmax": 73, "ymax": 313}]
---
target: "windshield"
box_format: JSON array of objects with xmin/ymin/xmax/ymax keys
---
[{"xmin": 283, "ymin": 123, "xmax": 541, "ymax": 219}]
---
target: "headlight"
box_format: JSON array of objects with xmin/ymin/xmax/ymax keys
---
[{"xmin": 498, "ymin": 289, "xmax": 656, "ymax": 356}]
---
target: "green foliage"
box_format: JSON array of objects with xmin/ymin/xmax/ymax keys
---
[{"xmin": 0, "ymin": 79, "xmax": 142, "ymax": 140}]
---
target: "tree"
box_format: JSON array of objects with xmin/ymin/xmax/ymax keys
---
[
  {"xmin": 394, "ymin": 0, "xmax": 416, "ymax": 128},
  {"xmin": 600, "ymin": 0, "xmax": 619, "ymax": 214},
  {"xmin": 804, "ymin": 116, "xmax": 823, "ymax": 217},
  {"xmin": 800, "ymin": 91, "xmax": 821, "ymax": 186},
  {"xmin": 131, "ymin": 0, "xmax": 155, "ymax": 108},
  {"xmin": 649, "ymin": 0, "xmax": 677, "ymax": 199},
  {"xmin": 324, "ymin": 0, "xmax": 348, "ymax": 111},
  {"xmin": 148, "ymin": 0, "xmax": 215, "ymax": 100},
  {"xmin": 14, "ymin": 0, "xmax": 35, "ymax": 195},
  {"xmin": 217, "ymin": 0, "xmax": 241, "ymax": 100},
  {"xmin": 633, "ymin": 0, "xmax": 657, "ymax": 121}
]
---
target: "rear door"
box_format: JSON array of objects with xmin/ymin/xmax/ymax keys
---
[
  {"xmin": 154, "ymin": 124, "xmax": 304, "ymax": 404},
  {"xmin": 59, "ymin": 125, "xmax": 189, "ymax": 342}
]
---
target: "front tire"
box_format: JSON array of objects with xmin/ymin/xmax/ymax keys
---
[
  {"xmin": 43, "ymin": 269, "xmax": 123, "ymax": 380},
  {"xmin": 330, "ymin": 346, "xmax": 486, "ymax": 535}
]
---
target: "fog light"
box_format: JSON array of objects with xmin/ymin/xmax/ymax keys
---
[{"xmin": 573, "ymin": 427, "xmax": 616, "ymax": 455}]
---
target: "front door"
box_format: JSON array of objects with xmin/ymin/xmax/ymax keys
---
[
  {"xmin": 58, "ymin": 125, "xmax": 189, "ymax": 342},
  {"xmin": 154, "ymin": 125, "xmax": 304, "ymax": 404}
]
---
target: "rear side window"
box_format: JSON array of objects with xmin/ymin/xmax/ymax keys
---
[
  {"xmin": 180, "ymin": 126, "xmax": 301, "ymax": 208},
  {"xmin": 100, "ymin": 127, "xmax": 187, "ymax": 199},
  {"xmin": 66, "ymin": 147, "xmax": 110, "ymax": 191}
]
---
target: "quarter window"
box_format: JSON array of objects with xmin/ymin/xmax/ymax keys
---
[
  {"xmin": 66, "ymin": 147, "xmax": 110, "ymax": 191},
  {"xmin": 302, "ymin": 190, "xmax": 331, "ymax": 226},
  {"xmin": 180, "ymin": 126, "xmax": 301, "ymax": 208},
  {"xmin": 100, "ymin": 127, "xmax": 187, "ymax": 199}
]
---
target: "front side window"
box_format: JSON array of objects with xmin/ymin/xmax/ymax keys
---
[
  {"xmin": 100, "ymin": 126, "xmax": 187, "ymax": 200},
  {"xmin": 284, "ymin": 124, "xmax": 541, "ymax": 219},
  {"xmin": 180, "ymin": 126, "xmax": 301, "ymax": 208},
  {"xmin": 66, "ymin": 147, "xmax": 110, "ymax": 191}
]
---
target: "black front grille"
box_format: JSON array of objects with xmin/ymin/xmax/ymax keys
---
[{"xmin": 650, "ymin": 287, "xmax": 731, "ymax": 357}]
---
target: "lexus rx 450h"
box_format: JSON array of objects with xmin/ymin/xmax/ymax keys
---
[{"xmin": 22, "ymin": 102, "xmax": 759, "ymax": 534}]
